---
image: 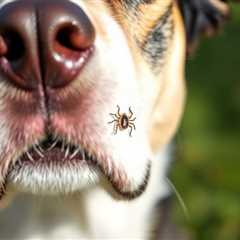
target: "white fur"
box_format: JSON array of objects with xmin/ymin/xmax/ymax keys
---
[{"xmin": 0, "ymin": 146, "xmax": 171, "ymax": 239}]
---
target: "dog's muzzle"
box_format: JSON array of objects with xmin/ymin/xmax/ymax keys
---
[
  {"xmin": 0, "ymin": 0, "xmax": 95, "ymax": 90},
  {"xmin": 0, "ymin": 0, "xmax": 99, "ymax": 195},
  {"xmin": 0, "ymin": 0, "xmax": 152, "ymax": 200}
]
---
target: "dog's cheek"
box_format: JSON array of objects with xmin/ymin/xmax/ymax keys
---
[
  {"xmin": 100, "ymin": 2, "xmax": 183, "ymax": 158},
  {"xmin": 149, "ymin": 3, "xmax": 187, "ymax": 152}
]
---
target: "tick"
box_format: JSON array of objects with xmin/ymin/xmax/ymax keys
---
[{"xmin": 108, "ymin": 105, "xmax": 136, "ymax": 137}]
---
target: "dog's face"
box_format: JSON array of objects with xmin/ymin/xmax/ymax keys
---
[{"xmin": 0, "ymin": 0, "xmax": 228, "ymax": 202}]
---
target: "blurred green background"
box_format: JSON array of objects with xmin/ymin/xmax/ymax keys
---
[{"xmin": 171, "ymin": 4, "xmax": 240, "ymax": 240}]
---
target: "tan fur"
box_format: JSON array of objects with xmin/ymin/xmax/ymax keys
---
[
  {"xmin": 150, "ymin": 2, "xmax": 186, "ymax": 152},
  {"xmin": 136, "ymin": 0, "xmax": 172, "ymax": 44}
]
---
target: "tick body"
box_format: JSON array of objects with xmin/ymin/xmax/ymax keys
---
[
  {"xmin": 108, "ymin": 106, "xmax": 136, "ymax": 136},
  {"xmin": 120, "ymin": 114, "xmax": 129, "ymax": 130}
]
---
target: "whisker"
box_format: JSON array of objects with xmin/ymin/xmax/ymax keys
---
[
  {"xmin": 33, "ymin": 145, "xmax": 44, "ymax": 158},
  {"xmin": 166, "ymin": 178, "xmax": 190, "ymax": 220},
  {"xmin": 70, "ymin": 148, "xmax": 80, "ymax": 159},
  {"xmin": 65, "ymin": 144, "xmax": 70, "ymax": 158},
  {"xmin": 26, "ymin": 152, "xmax": 34, "ymax": 163},
  {"xmin": 47, "ymin": 140, "xmax": 58, "ymax": 151},
  {"xmin": 38, "ymin": 145, "xmax": 45, "ymax": 152}
]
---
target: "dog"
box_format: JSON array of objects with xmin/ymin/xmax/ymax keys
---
[{"xmin": 0, "ymin": 0, "xmax": 231, "ymax": 239}]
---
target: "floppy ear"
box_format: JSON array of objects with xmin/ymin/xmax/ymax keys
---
[{"xmin": 178, "ymin": 0, "xmax": 230, "ymax": 54}]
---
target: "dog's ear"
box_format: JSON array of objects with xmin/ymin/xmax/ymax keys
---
[{"xmin": 178, "ymin": 0, "xmax": 230, "ymax": 54}]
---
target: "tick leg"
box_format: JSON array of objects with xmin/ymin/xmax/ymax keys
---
[
  {"xmin": 129, "ymin": 122, "xmax": 136, "ymax": 130},
  {"xmin": 108, "ymin": 119, "xmax": 118, "ymax": 124},
  {"xmin": 114, "ymin": 123, "xmax": 119, "ymax": 135},
  {"xmin": 128, "ymin": 107, "xmax": 133, "ymax": 118},
  {"xmin": 116, "ymin": 105, "xmax": 121, "ymax": 117},
  {"xmin": 129, "ymin": 117, "xmax": 136, "ymax": 122},
  {"xmin": 109, "ymin": 113, "xmax": 118, "ymax": 118},
  {"xmin": 129, "ymin": 125, "xmax": 133, "ymax": 137}
]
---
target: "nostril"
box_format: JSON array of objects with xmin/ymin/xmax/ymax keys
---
[
  {"xmin": 0, "ymin": 0, "xmax": 96, "ymax": 91},
  {"xmin": 0, "ymin": 31, "xmax": 25, "ymax": 62},
  {"xmin": 0, "ymin": 36, "xmax": 7, "ymax": 56},
  {"xmin": 56, "ymin": 24, "xmax": 91, "ymax": 51}
]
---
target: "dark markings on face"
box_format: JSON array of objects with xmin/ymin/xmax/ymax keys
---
[
  {"xmin": 141, "ymin": 4, "xmax": 174, "ymax": 70},
  {"xmin": 0, "ymin": 181, "xmax": 6, "ymax": 201},
  {"xmin": 105, "ymin": 0, "xmax": 155, "ymax": 12},
  {"xmin": 106, "ymin": 1, "xmax": 174, "ymax": 71},
  {"xmin": 124, "ymin": 0, "xmax": 155, "ymax": 9}
]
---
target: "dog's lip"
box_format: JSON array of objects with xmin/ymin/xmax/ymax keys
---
[
  {"xmin": 8, "ymin": 134, "xmax": 95, "ymax": 172},
  {"xmin": 2, "ymin": 135, "xmax": 152, "ymax": 200}
]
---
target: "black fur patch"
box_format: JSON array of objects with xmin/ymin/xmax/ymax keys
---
[
  {"xmin": 0, "ymin": 181, "xmax": 6, "ymax": 201},
  {"xmin": 124, "ymin": 0, "xmax": 154, "ymax": 9},
  {"xmin": 178, "ymin": 0, "xmax": 229, "ymax": 54},
  {"xmin": 141, "ymin": 5, "xmax": 174, "ymax": 70}
]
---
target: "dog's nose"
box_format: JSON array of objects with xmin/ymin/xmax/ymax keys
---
[{"xmin": 0, "ymin": 0, "xmax": 95, "ymax": 90}]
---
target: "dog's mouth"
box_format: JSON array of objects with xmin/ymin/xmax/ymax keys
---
[
  {"xmin": 12, "ymin": 134, "xmax": 94, "ymax": 168},
  {"xmin": 4, "ymin": 134, "xmax": 99, "ymax": 195},
  {"xmin": 1, "ymin": 133, "xmax": 151, "ymax": 200}
]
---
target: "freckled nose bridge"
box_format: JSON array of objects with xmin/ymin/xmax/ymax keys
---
[{"xmin": 0, "ymin": 0, "xmax": 96, "ymax": 91}]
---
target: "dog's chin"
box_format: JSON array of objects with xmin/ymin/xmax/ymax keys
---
[
  {"xmin": 7, "ymin": 157, "xmax": 101, "ymax": 196},
  {"xmin": 7, "ymin": 162, "xmax": 151, "ymax": 200},
  {"xmin": 3, "ymin": 136, "xmax": 151, "ymax": 200}
]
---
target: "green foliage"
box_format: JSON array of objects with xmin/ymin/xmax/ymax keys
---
[{"xmin": 171, "ymin": 4, "xmax": 240, "ymax": 240}]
